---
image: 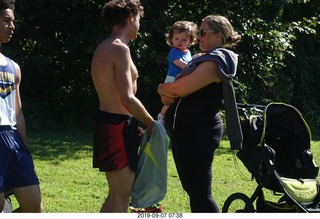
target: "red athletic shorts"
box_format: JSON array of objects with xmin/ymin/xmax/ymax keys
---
[{"xmin": 92, "ymin": 111, "xmax": 140, "ymax": 172}]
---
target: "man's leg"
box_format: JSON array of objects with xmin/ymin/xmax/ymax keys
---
[
  {"xmin": 0, "ymin": 192, "xmax": 4, "ymax": 212},
  {"xmin": 101, "ymin": 166, "xmax": 135, "ymax": 212},
  {"xmin": 12, "ymin": 184, "xmax": 42, "ymax": 212}
]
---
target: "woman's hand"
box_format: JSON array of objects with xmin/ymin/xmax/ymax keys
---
[
  {"xmin": 160, "ymin": 95, "xmax": 176, "ymax": 105},
  {"xmin": 158, "ymin": 82, "xmax": 178, "ymax": 104}
]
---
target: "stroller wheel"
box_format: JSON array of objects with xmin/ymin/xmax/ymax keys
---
[
  {"xmin": 222, "ymin": 192, "xmax": 255, "ymax": 213},
  {"xmin": 278, "ymin": 195, "xmax": 286, "ymax": 203}
]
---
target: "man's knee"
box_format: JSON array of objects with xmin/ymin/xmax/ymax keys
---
[
  {"xmin": 12, "ymin": 185, "xmax": 42, "ymax": 212},
  {"xmin": 15, "ymin": 201, "xmax": 42, "ymax": 213},
  {"xmin": 27, "ymin": 201, "xmax": 43, "ymax": 212}
]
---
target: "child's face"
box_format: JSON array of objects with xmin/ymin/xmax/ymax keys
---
[{"xmin": 172, "ymin": 31, "xmax": 190, "ymax": 51}]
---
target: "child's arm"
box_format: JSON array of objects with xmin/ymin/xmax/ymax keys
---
[
  {"xmin": 192, "ymin": 52, "xmax": 205, "ymax": 59},
  {"xmin": 173, "ymin": 59, "xmax": 188, "ymax": 69}
]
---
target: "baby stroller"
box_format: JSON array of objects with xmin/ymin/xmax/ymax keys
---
[{"xmin": 222, "ymin": 102, "xmax": 320, "ymax": 213}]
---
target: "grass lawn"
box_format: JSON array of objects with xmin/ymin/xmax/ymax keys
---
[{"xmin": 7, "ymin": 130, "xmax": 320, "ymax": 213}]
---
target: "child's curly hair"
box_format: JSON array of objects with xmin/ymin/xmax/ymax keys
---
[{"xmin": 165, "ymin": 21, "xmax": 198, "ymax": 47}]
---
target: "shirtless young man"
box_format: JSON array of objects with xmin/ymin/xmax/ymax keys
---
[{"xmin": 91, "ymin": 0, "xmax": 154, "ymax": 213}]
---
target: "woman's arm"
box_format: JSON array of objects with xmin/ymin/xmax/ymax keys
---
[
  {"xmin": 158, "ymin": 61, "xmax": 222, "ymax": 98},
  {"xmin": 160, "ymin": 95, "xmax": 176, "ymax": 105}
]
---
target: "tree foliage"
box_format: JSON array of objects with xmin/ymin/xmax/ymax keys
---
[{"xmin": 5, "ymin": 0, "xmax": 320, "ymax": 135}]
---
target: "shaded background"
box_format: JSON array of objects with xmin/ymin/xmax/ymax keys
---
[{"xmin": 3, "ymin": 0, "xmax": 319, "ymax": 137}]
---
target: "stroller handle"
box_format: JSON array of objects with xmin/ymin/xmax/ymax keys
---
[{"xmin": 237, "ymin": 103, "xmax": 265, "ymax": 120}]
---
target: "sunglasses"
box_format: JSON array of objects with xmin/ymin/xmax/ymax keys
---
[{"xmin": 198, "ymin": 29, "xmax": 216, "ymax": 37}]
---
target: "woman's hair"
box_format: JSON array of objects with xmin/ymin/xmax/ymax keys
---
[
  {"xmin": 203, "ymin": 15, "xmax": 241, "ymax": 48},
  {"xmin": 102, "ymin": 0, "xmax": 144, "ymax": 28},
  {"xmin": 0, "ymin": 0, "xmax": 15, "ymax": 11},
  {"xmin": 165, "ymin": 20, "xmax": 198, "ymax": 47}
]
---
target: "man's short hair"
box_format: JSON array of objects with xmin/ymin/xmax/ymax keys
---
[{"xmin": 0, "ymin": 0, "xmax": 15, "ymax": 11}]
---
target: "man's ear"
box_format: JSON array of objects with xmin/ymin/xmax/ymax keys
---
[{"xmin": 128, "ymin": 12, "xmax": 135, "ymax": 24}]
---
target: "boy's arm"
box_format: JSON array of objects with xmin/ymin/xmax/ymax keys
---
[{"xmin": 14, "ymin": 62, "xmax": 28, "ymax": 146}]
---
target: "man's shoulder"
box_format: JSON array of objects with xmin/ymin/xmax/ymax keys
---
[
  {"xmin": 102, "ymin": 37, "xmax": 129, "ymax": 50},
  {"xmin": 0, "ymin": 53, "xmax": 9, "ymax": 62},
  {"xmin": 95, "ymin": 38, "xmax": 129, "ymax": 59},
  {"xmin": 103, "ymin": 39, "xmax": 130, "ymax": 57},
  {"xmin": 0, "ymin": 54, "xmax": 18, "ymax": 67}
]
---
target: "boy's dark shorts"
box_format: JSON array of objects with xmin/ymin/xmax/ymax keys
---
[{"xmin": 0, "ymin": 126, "xmax": 40, "ymax": 193}]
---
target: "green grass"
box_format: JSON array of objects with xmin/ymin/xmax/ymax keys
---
[{"xmin": 8, "ymin": 131, "xmax": 320, "ymax": 213}]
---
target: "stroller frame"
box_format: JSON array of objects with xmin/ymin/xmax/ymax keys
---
[{"xmin": 222, "ymin": 102, "xmax": 320, "ymax": 213}]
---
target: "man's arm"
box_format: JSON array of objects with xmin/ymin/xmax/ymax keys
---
[{"xmin": 13, "ymin": 62, "xmax": 28, "ymax": 145}]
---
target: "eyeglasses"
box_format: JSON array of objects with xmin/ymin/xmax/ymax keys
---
[{"xmin": 198, "ymin": 29, "xmax": 216, "ymax": 37}]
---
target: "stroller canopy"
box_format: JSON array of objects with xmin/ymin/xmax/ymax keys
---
[{"xmin": 238, "ymin": 102, "xmax": 318, "ymax": 182}]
